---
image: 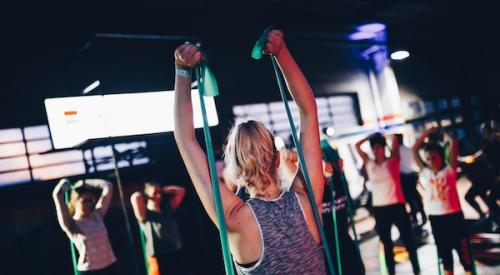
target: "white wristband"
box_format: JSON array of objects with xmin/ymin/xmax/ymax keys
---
[{"xmin": 176, "ymin": 68, "xmax": 192, "ymax": 78}]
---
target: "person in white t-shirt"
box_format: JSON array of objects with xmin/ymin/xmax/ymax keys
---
[
  {"xmin": 53, "ymin": 178, "xmax": 117, "ymax": 275},
  {"xmin": 413, "ymin": 127, "xmax": 473, "ymax": 275},
  {"xmin": 356, "ymin": 133, "xmax": 420, "ymax": 275}
]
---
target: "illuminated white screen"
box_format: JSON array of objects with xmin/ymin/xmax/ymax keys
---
[{"xmin": 45, "ymin": 90, "xmax": 219, "ymax": 149}]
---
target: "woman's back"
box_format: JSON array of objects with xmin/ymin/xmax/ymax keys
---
[{"xmin": 235, "ymin": 191, "xmax": 325, "ymax": 275}]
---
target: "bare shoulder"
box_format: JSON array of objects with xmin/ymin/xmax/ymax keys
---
[
  {"xmin": 227, "ymin": 201, "xmax": 263, "ymax": 264},
  {"xmin": 226, "ymin": 201, "xmax": 256, "ymax": 233}
]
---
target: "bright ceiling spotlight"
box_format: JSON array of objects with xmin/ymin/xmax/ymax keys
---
[
  {"xmin": 274, "ymin": 136, "xmax": 285, "ymax": 150},
  {"xmin": 82, "ymin": 80, "xmax": 101, "ymax": 94},
  {"xmin": 390, "ymin": 50, "xmax": 410, "ymax": 60},
  {"xmin": 326, "ymin": 127, "xmax": 335, "ymax": 137},
  {"xmin": 349, "ymin": 31, "xmax": 376, "ymax": 41},
  {"xmin": 357, "ymin": 23, "xmax": 386, "ymax": 33},
  {"xmin": 349, "ymin": 23, "xmax": 386, "ymax": 41}
]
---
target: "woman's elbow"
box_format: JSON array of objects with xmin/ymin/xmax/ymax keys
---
[
  {"xmin": 300, "ymin": 103, "xmax": 318, "ymax": 118},
  {"xmin": 173, "ymin": 125, "xmax": 187, "ymax": 144},
  {"xmin": 52, "ymin": 189, "xmax": 62, "ymax": 201}
]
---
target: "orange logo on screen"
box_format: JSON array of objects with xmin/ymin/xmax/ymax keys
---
[{"xmin": 64, "ymin": 111, "xmax": 78, "ymax": 116}]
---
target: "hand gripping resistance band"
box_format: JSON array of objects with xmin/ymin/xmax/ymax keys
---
[
  {"xmin": 194, "ymin": 59, "xmax": 235, "ymax": 275},
  {"xmin": 321, "ymin": 140, "xmax": 363, "ymax": 274},
  {"xmin": 62, "ymin": 179, "xmax": 79, "ymax": 275},
  {"xmin": 252, "ymin": 27, "xmax": 336, "ymax": 275}
]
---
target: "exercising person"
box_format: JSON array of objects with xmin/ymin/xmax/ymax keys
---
[
  {"xmin": 356, "ymin": 133, "xmax": 420, "ymax": 275},
  {"xmin": 322, "ymin": 141, "xmax": 365, "ymax": 275},
  {"xmin": 174, "ymin": 30, "xmax": 327, "ymax": 274},
  {"xmin": 52, "ymin": 178, "xmax": 117, "ymax": 275},
  {"xmin": 413, "ymin": 127, "xmax": 473, "ymax": 275},
  {"xmin": 130, "ymin": 182, "xmax": 186, "ymax": 275}
]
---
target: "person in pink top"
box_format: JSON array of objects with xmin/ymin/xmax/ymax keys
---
[
  {"xmin": 52, "ymin": 178, "xmax": 117, "ymax": 275},
  {"xmin": 413, "ymin": 127, "xmax": 473, "ymax": 275},
  {"xmin": 356, "ymin": 133, "xmax": 420, "ymax": 275}
]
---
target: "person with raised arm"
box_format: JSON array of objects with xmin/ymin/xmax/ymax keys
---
[
  {"xmin": 355, "ymin": 133, "xmax": 420, "ymax": 275},
  {"xmin": 52, "ymin": 178, "xmax": 117, "ymax": 274},
  {"xmin": 130, "ymin": 182, "xmax": 186, "ymax": 275},
  {"xmin": 173, "ymin": 30, "xmax": 326, "ymax": 274},
  {"xmin": 413, "ymin": 127, "xmax": 473, "ymax": 275}
]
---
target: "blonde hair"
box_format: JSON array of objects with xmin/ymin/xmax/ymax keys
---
[
  {"xmin": 224, "ymin": 120, "xmax": 279, "ymax": 190},
  {"xmin": 67, "ymin": 191, "xmax": 78, "ymax": 216}
]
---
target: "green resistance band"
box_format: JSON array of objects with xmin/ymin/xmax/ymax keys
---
[
  {"xmin": 270, "ymin": 56, "xmax": 336, "ymax": 275},
  {"xmin": 321, "ymin": 140, "xmax": 362, "ymax": 258},
  {"xmin": 194, "ymin": 60, "xmax": 234, "ymax": 275},
  {"xmin": 63, "ymin": 180, "xmax": 79, "ymax": 275},
  {"xmin": 139, "ymin": 225, "xmax": 149, "ymax": 275},
  {"xmin": 378, "ymin": 243, "xmax": 389, "ymax": 275},
  {"xmin": 437, "ymin": 253, "xmax": 443, "ymax": 275},
  {"xmin": 251, "ymin": 26, "xmax": 274, "ymax": 60},
  {"xmin": 251, "ymin": 27, "xmax": 336, "ymax": 275},
  {"xmin": 470, "ymin": 241, "xmax": 478, "ymax": 275},
  {"xmin": 326, "ymin": 177, "xmax": 343, "ymax": 275}
]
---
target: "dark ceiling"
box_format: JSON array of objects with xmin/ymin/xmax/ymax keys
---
[
  {"xmin": 7, "ymin": 1, "xmax": 499, "ymax": 46},
  {"xmin": 2, "ymin": 0, "xmax": 500, "ymax": 126}
]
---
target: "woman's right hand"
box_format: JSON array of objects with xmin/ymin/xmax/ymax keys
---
[
  {"xmin": 264, "ymin": 30, "xmax": 287, "ymax": 58},
  {"xmin": 174, "ymin": 42, "xmax": 203, "ymax": 69}
]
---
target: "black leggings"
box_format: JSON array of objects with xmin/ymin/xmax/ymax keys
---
[
  {"xmin": 400, "ymin": 173, "xmax": 426, "ymax": 223},
  {"xmin": 324, "ymin": 210, "xmax": 365, "ymax": 275},
  {"xmin": 157, "ymin": 250, "xmax": 188, "ymax": 275},
  {"xmin": 429, "ymin": 212, "xmax": 473, "ymax": 272},
  {"xmin": 373, "ymin": 204, "xmax": 420, "ymax": 275},
  {"xmin": 79, "ymin": 263, "xmax": 117, "ymax": 275},
  {"xmin": 465, "ymin": 183, "xmax": 489, "ymax": 217}
]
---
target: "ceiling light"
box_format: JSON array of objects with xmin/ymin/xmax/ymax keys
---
[
  {"xmin": 326, "ymin": 127, "xmax": 335, "ymax": 137},
  {"xmin": 349, "ymin": 32, "xmax": 376, "ymax": 41},
  {"xmin": 82, "ymin": 80, "xmax": 100, "ymax": 94},
  {"xmin": 390, "ymin": 50, "xmax": 410, "ymax": 60},
  {"xmin": 357, "ymin": 23, "xmax": 386, "ymax": 33}
]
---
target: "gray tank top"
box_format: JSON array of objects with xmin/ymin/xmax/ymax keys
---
[{"xmin": 235, "ymin": 191, "xmax": 326, "ymax": 275}]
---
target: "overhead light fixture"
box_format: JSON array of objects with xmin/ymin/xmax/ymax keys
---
[
  {"xmin": 326, "ymin": 127, "xmax": 335, "ymax": 137},
  {"xmin": 357, "ymin": 23, "xmax": 386, "ymax": 33},
  {"xmin": 349, "ymin": 23, "xmax": 386, "ymax": 41},
  {"xmin": 390, "ymin": 50, "xmax": 410, "ymax": 60},
  {"xmin": 349, "ymin": 32, "xmax": 376, "ymax": 41},
  {"xmin": 82, "ymin": 80, "xmax": 100, "ymax": 94}
]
